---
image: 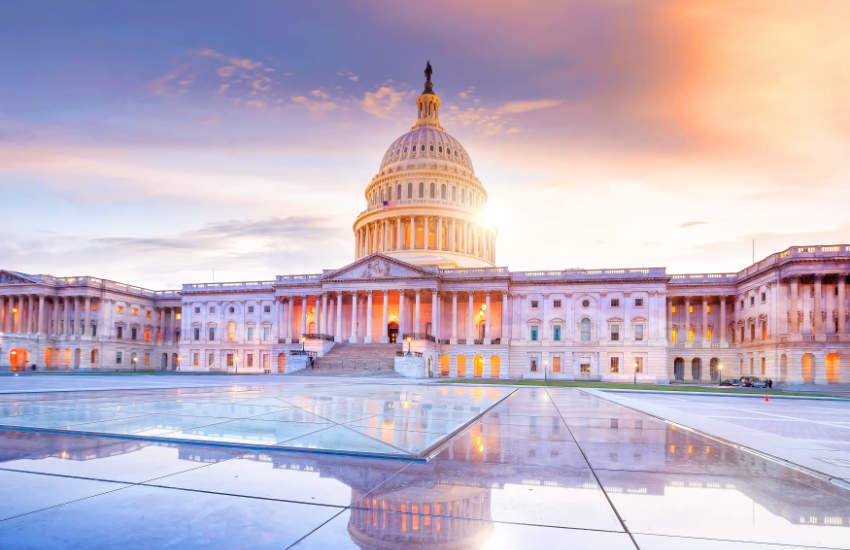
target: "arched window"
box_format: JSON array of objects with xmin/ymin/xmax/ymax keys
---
[
  {"xmin": 419, "ymin": 182, "xmax": 424, "ymax": 198},
  {"xmin": 407, "ymin": 182, "xmax": 413, "ymax": 198},
  {"xmin": 430, "ymin": 182, "xmax": 435, "ymax": 198},
  {"xmin": 397, "ymin": 184, "xmax": 402, "ymax": 200},
  {"xmin": 580, "ymin": 318, "xmax": 591, "ymax": 341},
  {"xmin": 452, "ymin": 186, "xmax": 457, "ymax": 201},
  {"xmin": 441, "ymin": 184, "xmax": 446, "ymax": 199},
  {"xmin": 227, "ymin": 321, "xmax": 236, "ymax": 342},
  {"xmin": 461, "ymin": 189, "xmax": 466, "ymax": 204}
]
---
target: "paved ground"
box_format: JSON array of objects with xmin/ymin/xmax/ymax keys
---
[
  {"xmin": 598, "ymin": 389, "xmax": 850, "ymax": 485},
  {"xmin": 0, "ymin": 375, "xmax": 848, "ymax": 549}
]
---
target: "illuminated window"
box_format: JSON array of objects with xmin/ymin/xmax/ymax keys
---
[
  {"xmin": 706, "ymin": 305, "xmax": 711, "ymax": 313},
  {"xmin": 580, "ymin": 363, "xmax": 591, "ymax": 374},
  {"xmin": 671, "ymin": 305, "xmax": 677, "ymax": 313},
  {"xmin": 610, "ymin": 357, "xmax": 619, "ymax": 373},
  {"xmin": 761, "ymin": 357, "xmax": 766, "ymax": 374},
  {"xmin": 634, "ymin": 357, "xmax": 643, "ymax": 373},
  {"xmin": 92, "ymin": 303, "xmax": 98, "ymax": 311},
  {"xmin": 145, "ymin": 310, "xmax": 151, "ymax": 318},
  {"xmin": 227, "ymin": 321, "xmax": 236, "ymax": 342},
  {"xmin": 192, "ymin": 353, "xmax": 199, "ymax": 367},
  {"xmin": 553, "ymin": 356, "xmax": 561, "ymax": 373},
  {"xmin": 144, "ymin": 329, "xmax": 150, "ymax": 342},
  {"xmin": 131, "ymin": 308, "xmax": 138, "ymax": 316},
  {"xmin": 117, "ymin": 305, "xmax": 125, "ymax": 314},
  {"xmin": 247, "ymin": 353, "xmax": 254, "ymax": 368},
  {"xmin": 671, "ymin": 328, "xmax": 678, "ymax": 344},
  {"xmin": 706, "ymin": 328, "xmax": 712, "ymax": 342},
  {"xmin": 208, "ymin": 352, "xmax": 215, "ymax": 367},
  {"xmin": 689, "ymin": 305, "xmax": 694, "ymax": 313},
  {"xmin": 688, "ymin": 329, "xmax": 694, "ymax": 342},
  {"xmin": 226, "ymin": 353, "xmax": 234, "ymax": 367},
  {"xmin": 144, "ymin": 353, "xmax": 150, "ymax": 367}
]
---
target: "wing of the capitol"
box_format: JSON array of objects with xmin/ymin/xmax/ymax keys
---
[{"xmin": 1, "ymin": 68, "xmax": 849, "ymax": 385}]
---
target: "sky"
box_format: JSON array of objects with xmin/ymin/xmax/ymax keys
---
[{"xmin": 1, "ymin": 1, "xmax": 849, "ymax": 290}]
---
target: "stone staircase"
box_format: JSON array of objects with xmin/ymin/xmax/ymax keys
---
[{"xmin": 293, "ymin": 343, "xmax": 403, "ymax": 377}]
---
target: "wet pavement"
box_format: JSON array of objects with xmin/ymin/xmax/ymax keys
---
[{"xmin": 0, "ymin": 380, "xmax": 847, "ymax": 549}]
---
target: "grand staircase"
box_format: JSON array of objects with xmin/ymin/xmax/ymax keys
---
[{"xmin": 294, "ymin": 343, "xmax": 403, "ymax": 377}]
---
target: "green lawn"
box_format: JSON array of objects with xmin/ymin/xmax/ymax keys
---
[{"xmin": 440, "ymin": 378, "xmax": 845, "ymax": 398}]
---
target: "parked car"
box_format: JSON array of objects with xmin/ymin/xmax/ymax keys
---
[{"xmin": 720, "ymin": 378, "xmax": 741, "ymax": 386}]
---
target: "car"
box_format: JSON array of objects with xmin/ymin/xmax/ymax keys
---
[{"xmin": 720, "ymin": 378, "xmax": 740, "ymax": 386}]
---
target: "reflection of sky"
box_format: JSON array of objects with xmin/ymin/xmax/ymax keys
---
[{"xmin": 2, "ymin": 2, "xmax": 850, "ymax": 288}]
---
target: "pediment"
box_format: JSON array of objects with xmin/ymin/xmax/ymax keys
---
[
  {"xmin": 0, "ymin": 270, "xmax": 39, "ymax": 285},
  {"xmin": 323, "ymin": 254, "xmax": 436, "ymax": 281}
]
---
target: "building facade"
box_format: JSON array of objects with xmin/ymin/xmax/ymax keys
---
[{"xmin": 1, "ymin": 69, "xmax": 848, "ymax": 384}]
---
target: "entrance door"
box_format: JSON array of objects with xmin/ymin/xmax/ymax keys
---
[
  {"xmin": 388, "ymin": 322, "xmax": 399, "ymax": 343},
  {"xmin": 673, "ymin": 358, "xmax": 685, "ymax": 381},
  {"xmin": 9, "ymin": 349, "xmax": 28, "ymax": 371}
]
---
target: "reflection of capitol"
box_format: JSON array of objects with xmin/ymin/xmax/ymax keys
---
[{"xmin": 4, "ymin": 406, "xmax": 848, "ymax": 549}]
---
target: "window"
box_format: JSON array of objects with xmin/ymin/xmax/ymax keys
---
[
  {"xmin": 247, "ymin": 353, "xmax": 254, "ymax": 368},
  {"xmin": 634, "ymin": 324, "xmax": 644, "ymax": 341},
  {"xmin": 247, "ymin": 306, "xmax": 254, "ymax": 313},
  {"xmin": 610, "ymin": 325, "xmax": 620, "ymax": 341},
  {"xmin": 553, "ymin": 356, "xmax": 561, "ymax": 372},
  {"xmin": 131, "ymin": 327, "xmax": 137, "ymax": 340},
  {"xmin": 116, "ymin": 326, "xmax": 123, "ymax": 339},
  {"xmin": 530, "ymin": 359, "xmax": 538, "ymax": 372},
  {"xmin": 131, "ymin": 308, "xmax": 138, "ymax": 316},
  {"xmin": 688, "ymin": 329, "xmax": 694, "ymax": 342},
  {"xmin": 441, "ymin": 184, "xmax": 446, "ymax": 199},
  {"xmin": 580, "ymin": 318, "xmax": 591, "ymax": 341},
  {"xmin": 209, "ymin": 306, "xmax": 215, "ymax": 314},
  {"xmin": 144, "ymin": 353, "xmax": 150, "ymax": 367},
  {"xmin": 209, "ymin": 327, "xmax": 215, "ymax": 341},
  {"xmin": 740, "ymin": 299, "xmax": 744, "ymax": 309},
  {"xmin": 761, "ymin": 292, "xmax": 766, "ymax": 303},
  {"xmin": 264, "ymin": 305, "xmax": 271, "ymax": 313},
  {"xmin": 145, "ymin": 310, "xmax": 151, "ymax": 318},
  {"xmin": 750, "ymin": 296, "xmax": 755, "ymax": 306},
  {"xmin": 611, "ymin": 298, "xmax": 620, "ymax": 307},
  {"xmin": 263, "ymin": 326, "xmax": 271, "ymax": 341},
  {"xmin": 634, "ymin": 357, "xmax": 643, "ymax": 373},
  {"xmin": 194, "ymin": 306, "xmax": 200, "ymax": 314},
  {"xmin": 452, "ymin": 186, "xmax": 456, "ymax": 201},
  {"xmin": 247, "ymin": 326, "xmax": 254, "ymax": 341},
  {"xmin": 419, "ymin": 182, "xmax": 424, "ymax": 197},
  {"xmin": 610, "ymin": 357, "xmax": 619, "ymax": 373},
  {"xmin": 530, "ymin": 325, "xmax": 539, "ymax": 341},
  {"xmin": 530, "ymin": 300, "xmax": 539, "ymax": 309},
  {"xmin": 760, "ymin": 357, "xmax": 766, "ymax": 375},
  {"xmin": 208, "ymin": 352, "xmax": 215, "ymax": 367},
  {"xmin": 229, "ymin": 306, "xmax": 235, "ymax": 314},
  {"xmin": 144, "ymin": 328, "xmax": 151, "ymax": 342},
  {"xmin": 635, "ymin": 298, "xmax": 644, "ymax": 307},
  {"xmin": 671, "ymin": 328, "xmax": 678, "ymax": 344},
  {"xmin": 706, "ymin": 328, "xmax": 712, "ymax": 342},
  {"xmin": 688, "ymin": 305, "xmax": 694, "ymax": 313},
  {"xmin": 117, "ymin": 305, "xmax": 125, "ymax": 314},
  {"xmin": 671, "ymin": 305, "xmax": 677, "ymax": 313},
  {"xmin": 226, "ymin": 353, "xmax": 234, "ymax": 367},
  {"xmin": 582, "ymin": 299, "xmax": 590, "ymax": 307},
  {"xmin": 580, "ymin": 362, "xmax": 591, "ymax": 374},
  {"xmin": 91, "ymin": 324, "xmax": 96, "ymax": 337},
  {"xmin": 116, "ymin": 351, "xmax": 122, "ymax": 364},
  {"xmin": 553, "ymin": 299, "xmax": 562, "ymax": 308},
  {"xmin": 407, "ymin": 182, "xmax": 413, "ymax": 198},
  {"xmin": 192, "ymin": 353, "xmax": 199, "ymax": 367},
  {"xmin": 227, "ymin": 321, "xmax": 236, "ymax": 342},
  {"xmin": 193, "ymin": 327, "xmax": 200, "ymax": 341},
  {"xmin": 553, "ymin": 325, "xmax": 561, "ymax": 341}
]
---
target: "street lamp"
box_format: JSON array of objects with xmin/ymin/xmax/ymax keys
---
[
  {"xmin": 132, "ymin": 355, "xmax": 137, "ymax": 373},
  {"xmin": 406, "ymin": 336, "xmax": 412, "ymax": 355},
  {"xmin": 301, "ymin": 336, "xmax": 306, "ymax": 352},
  {"xmin": 543, "ymin": 359, "xmax": 549, "ymax": 383},
  {"xmin": 717, "ymin": 363, "xmax": 724, "ymax": 386},
  {"xmin": 234, "ymin": 355, "xmax": 238, "ymax": 375},
  {"xmin": 634, "ymin": 361, "xmax": 638, "ymax": 385}
]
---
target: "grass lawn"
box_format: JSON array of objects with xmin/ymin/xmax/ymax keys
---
[{"xmin": 440, "ymin": 378, "xmax": 845, "ymax": 398}]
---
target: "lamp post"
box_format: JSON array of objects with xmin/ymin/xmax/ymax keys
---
[
  {"xmin": 234, "ymin": 354, "xmax": 238, "ymax": 375},
  {"xmin": 132, "ymin": 355, "xmax": 137, "ymax": 373},
  {"xmin": 406, "ymin": 336, "xmax": 412, "ymax": 356},
  {"xmin": 634, "ymin": 361, "xmax": 638, "ymax": 385},
  {"xmin": 301, "ymin": 336, "xmax": 306, "ymax": 353},
  {"xmin": 543, "ymin": 359, "xmax": 549, "ymax": 383},
  {"xmin": 717, "ymin": 363, "xmax": 723, "ymax": 386}
]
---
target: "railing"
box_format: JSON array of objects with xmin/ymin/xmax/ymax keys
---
[
  {"xmin": 440, "ymin": 266, "xmax": 509, "ymax": 277},
  {"xmin": 396, "ymin": 350, "xmax": 423, "ymax": 357},
  {"xmin": 275, "ymin": 274, "xmax": 322, "ymax": 283},
  {"xmin": 303, "ymin": 333, "xmax": 334, "ymax": 342},
  {"xmin": 409, "ymin": 333, "xmax": 436, "ymax": 342},
  {"xmin": 511, "ymin": 267, "xmax": 666, "ymax": 281},
  {"xmin": 183, "ymin": 281, "xmax": 274, "ymax": 291},
  {"xmin": 491, "ymin": 337, "xmax": 501, "ymax": 345}
]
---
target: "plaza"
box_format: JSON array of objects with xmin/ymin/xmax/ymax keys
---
[{"xmin": 0, "ymin": 374, "xmax": 848, "ymax": 549}]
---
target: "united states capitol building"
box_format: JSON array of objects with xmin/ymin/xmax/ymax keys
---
[{"xmin": 1, "ymin": 68, "xmax": 848, "ymax": 384}]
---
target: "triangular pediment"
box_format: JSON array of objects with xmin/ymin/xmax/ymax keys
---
[
  {"xmin": 323, "ymin": 254, "xmax": 437, "ymax": 281},
  {"xmin": 0, "ymin": 270, "xmax": 40, "ymax": 285}
]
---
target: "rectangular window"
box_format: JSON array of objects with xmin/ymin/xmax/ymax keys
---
[
  {"xmin": 194, "ymin": 306, "xmax": 200, "ymax": 314},
  {"xmin": 209, "ymin": 306, "xmax": 215, "ymax": 314},
  {"xmin": 193, "ymin": 352, "xmax": 199, "ymax": 367},
  {"xmin": 553, "ymin": 325, "xmax": 561, "ymax": 341},
  {"xmin": 144, "ymin": 353, "xmax": 150, "ymax": 367},
  {"xmin": 580, "ymin": 363, "xmax": 591, "ymax": 374},
  {"xmin": 635, "ymin": 298, "xmax": 644, "ymax": 307},
  {"xmin": 209, "ymin": 327, "xmax": 215, "ymax": 341},
  {"xmin": 671, "ymin": 328, "xmax": 677, "ymax": 344},
  {"xmin": 131, "ymin": 308, "xmax": 139, "ymax": 316},
  {"xmin": 116, "ymin": 326, "xmax": 123, "ymax": 339},
  {"xmin": 193, "ymin": 327, "xmax": 200, "ymax": 341},
  {"xmin": 635, "ymin": 324, "xmax": 644, "ymax": 341},
  {"xmin": 610, "ymin": 357, "xmax": 619, "ymax": 373},
  {"xmin": 530, "ymin": 325, "xmax": 539, "ymax": 341},
  {"xmin": 671, "ymin": 305, "xmax": 677, "ymax": 313},
  {"xmin": 760, "ymin": 357, "xmax": 766, "ymax": 375},
  {"xmin": 264, "ymin": 305, "xmax": 271, "ymax": 313},
  {"xmin": 208, "ymin": 352, "xmax": 215, "ymax": 367},
  {"xmin": 145, "ymin": 310, "xmax": 151, "ymax": 318},
  {"xmin": 117, "ymin": 305, "xmax": 125, "ymax": 314},
  {"xmin": 688, "ymin": 329, "xmax": 694, "ymax": 342},
  {"xmin": 246, "ymin": 353, "xmax": 254, "ymax": 367},
  {"xmin": 553, "ymin": 299, "xmax": 561, "ymax": 308},
  {"xmin": 610, "ymin": 325, "xmax": 620, "ymax": 341},
  {"xmin": 750, "ymin": 296, "xmax": 755, "ymax": 306},
  {"xmin": 530, "ymin": 300, "xmax": 539, "ymax": 309},
  {"xmin": 761, "ymin": 292, "xmax": 766, "ymax": 303},
  {"xmin": 226, "ymin": 353, "xmax": 234, "ymax": 367},
  {"xmin": 688, "ymin": 305, "xmax": 694, "ymax": 313},
  {"xmin": 635, "ymin": 357, "xmax": 643, "ymax": 373},
  {"xmin": 131, "ymin": 327, "xmax": 137, "ymax": 340},
  {"xmin": 263, "ymin": 326, "xmax": 271, "ymax": 341},
  {"xmin": 707, "ymin": 328, "xmax": 712, "ymax": 342},
  {"xmin": 116, "ymin": 351, "xmax": 122, "ymax": 364},
  {"xmin": 248, "ymin": 306, "xmax": 254, "ymax": 313},
  {"xmin": 91, "ymin": 324, "xmax": 96, "ymax": 337},
  {"xmin": 611, "ymin": 298, "xmax": 619, "ymax": 307},
  {"xmin": 247, "ymin": 327, "xmax": 255, "ymax": 341},
  {"xmin": 553, "ymin": 356, "xmax": 561, "ymax": 373}
]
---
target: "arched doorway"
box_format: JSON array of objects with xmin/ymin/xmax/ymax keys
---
[
  {"xmin": 489, "ymin": 355, "xmax": 501, "ymax": 378},
  {"xmin": 473, "ymin": 355, "xmax": 484, "ymax": 378},
  {"xmin": 709, "ymin": 358, "xmax": 719, "ymax": 381},
  {"xmin": 277, "ymin": 353, "xmax": 286, "ymax": 374},
  {"xmin": 801, "ymin": 353, "xmax": 814, "ymax": 383},
  {"xmin": 45, "ymin": 348, "xmax": 54, "ymax": 368},
  {"xmin": 90, "ymin": 349, "xmax": 98, "ymax": 366},
  {"xmin": 780, "ymin": 354, "xmax": 788, "ymax": 381},
  {"xmin": 161, "ymin": 353, "xmax": 168, "ymax": 370},
  {"xmin": 73, "ymin": 348, "xmax": 81, "ymax": 369},
  {"xmin": 826, "ymin": 353, "xmax": 840, "ymax": 384},
  {"xmin": 457, "ymin": 355, "xmax": 467, "ymax": 378},
  {"xmin": 9, "ymin": 348, "xmax": 28, "ymax": 371},
  {"xmin": 388, "ymin": 321, "xmax": 399, "ymax": 343},
  {"xmin": 691, "ymin": 358, "xmax": 702, "ymax": 381},
  {"xmin": 439, "ymin": 354, "xmax": 450, "ymax": 377},
  {"xmin": 673, "ymin": 358, "xmax": 685, "ymax": 381},
  {"xmin": 478, "ymin": 321, "xmax": 485, "ymax": 341}
]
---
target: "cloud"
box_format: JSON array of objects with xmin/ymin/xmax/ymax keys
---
[
  {"xmin": 497, "ymin": 99, "xmax": 561, "ymax": 114},
  {"xmin": 679, "ymin": 220, "xmax": 709, "ymax": 228},
  {"xmin": 192, "ymin": 48, "xmax": 263, "ymax": 70},
  {"xmin": 291, "ymin": 95, "xmax": 338, "ymax": 113},
  {"xmin": 361, "ymin": 86, "xmax": 407, "ymax": 118},
  {"xmin": 337, "ymin": 71, "xmax": 360, "ymax": 82}
]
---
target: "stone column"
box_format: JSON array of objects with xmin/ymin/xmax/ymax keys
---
[
  {"xmin": 467, "ymin": 291, "xmax": 474, "ymax": 343},
  {"xmin": 157, "ymin": 307, "xmax": 164, "ymax": 343},
  {"xmin": 839, "ymin": 277, "xmax": 847, "ymax": 334},
  {"xmin": 84, "ymin": 296, "xmax": 91, "ymax": 338},
  {"xmin": 349, "ymin": 292, "xmax": 358, "ymax": 343},
  {"xmin": 684, "ymin": 298, "xmax": 691, "ymax": 343},
  {"xmin": 414, "ymin": 290, "xmax": 421, "ymax": 335},
  {"xmin": 451, "ymin": 292, "xmax": 458, "ymax": 344},
  {"xmin": 381, "ymin": 291, "xmax": 389, "ymax": 343},
  {"xmin": 813, "ymin": 276, "xmax": 823, "ymax": 335},
  {"xmin": 170, "ymin": 308, "xmax": 177, "ymax": 343},
  {"xmin": 790, "ymin": 279, "xmax": 799, "ymax": 334},
  {"xmin": 287, "ymin": 297, "xmax": 294, "ymax": 343},
  {"xmin": 0, "ymin": 297, "xmax": 6, "ymax": 333},
  {"xmin": 52, "ymin": 297, "xmax": 59, "ymax": 336},
  {"xmin": 701, "ymin": 297, "xmax": 708, "ymax": 344},
  {"xmin": 398, "ymin": 290, "xmax": 406, "ymax": 340},
  {"xmin": 502, "ymin": 292, "xmax": 509, "ymax": 343},
  {"xmin": 37, "ymin": 295, "xmax": 46, "ymax": 335},
  {"xmin": 436, "ymin": 217, "xmax": 443, "ymax": 250},
  {"xmin": 365, "ymin": 290, "xmax": 373, "ymax": 343},
  {"xmin": 335, "ymin": 293, "xmax": 343, "ymax": 342},
  {"xmin": 19, "ymin": 295, "xmax": 28, "ymax": 334},
  {"xmin": 365, "ymin": 224, "xmax": 371, "ymax": 255},
  {"xmin": 395, "ymin": 217, "xmax": 401, "ymax": 249},
  {"xmin": 667, "ymin": 297, "xmax": 673, "ymax": 342},
  {"xmin": 449, "ymin": 218, "xmax": 456, "ymax": 252},
  {"xmin": 409, "ymin": 216, "xmax": 415, "ymax": 248},
  {"xmin": 431, "ymin": 291, "xmax": 438, "ymax": 340},
  {"xmin": 66, "ymin": 297, "xmax": 73, "ymax": 336},
  {"xmin": 720, "ymin": 297, "xmax": 727, "ymax": 344},
  {"xmin": 300, "ymin": 296, "xmax": 307, "ymax": 339},
  {"xmin": 424, "ymin": 216, "xmax": 429, "ymax": 249},
  {"xmin": 322, "ymin": 294, "xmax": 329, "ymax": 335},
  {"xmin": 484, "ymin": 292, "xmax": 491, "ymax": 344}
]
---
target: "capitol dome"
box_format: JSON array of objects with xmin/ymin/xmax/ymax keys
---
[{"xmin": 353, "ymin": 63, "xmax": 495, "ymax": 268}]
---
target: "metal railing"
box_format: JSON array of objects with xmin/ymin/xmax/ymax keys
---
[{"xmin": 303, "ymin": 333, "xmax": 334, "ymax": 342}]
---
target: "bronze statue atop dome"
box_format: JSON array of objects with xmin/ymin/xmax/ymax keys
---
[{"xmin": 423, "ymin": 60, "xmax": 434, "ymax": 94}]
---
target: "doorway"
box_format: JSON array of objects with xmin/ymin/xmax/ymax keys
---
[{"xmin": 388, "ymin": 321, "xmax": 399, "ymax": 343}]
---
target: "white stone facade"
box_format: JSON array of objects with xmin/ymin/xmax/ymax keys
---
[{"xmin": 1, "ymin": 71, "xmax": 848, "ymax": 384}]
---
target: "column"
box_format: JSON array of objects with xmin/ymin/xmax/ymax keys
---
[
  {"xmin": 413, "ymin": 290, "xmax": 421, "ymax": 335},
  {"xmin": 66, "ymin": 297, "xmax": 73, "ymax": 336},
  {"xmin": 409, "ymin": 216, "xmax": 415, "ymax": 248},
  {"xmin": 381, "ymin": 291, "xmax": 389, "ymax": 343},
  {"xmin": 431, "ymin": 291, "xmax": 438, "ymax": 340},
  {"xmin": 0, "ymin": 297, "xmax": 6, "ymax": 333},
  {"xmin": 449, "ymin": 218, "xmax": 456, "ymax": 252},
  {"xmin": 321, "ymin": 294, "xmax": 329, "ymax": 335},
  {"xmin": 684, "ymin": 297, "xmax": 691, "ymax": 343},
  {"xmin": 365, "ymin": 224, "xmax": 372, "ymax": 255},
  {"xmin": 839, "ymin": 277, "xmax": 847, "ymax": 333},
  {"xmin": 720, "ymin": 297, "xmax": 727, "ymax": 344},
  {"xmin": 334, "ymin": 293, "xmax": 342, "ymax": 342},
  {"xmin": 395, "ymin": 217, "xmax": 401, "ymax": 249},
  {"xmin": 467, "ymin": 291, "xmax": 474, "ymax": 343},
  {"xmin": 790, "ymin": 278, "xmax": 799, "ymax": 334},
  {"xmin": 19, "ymin": 295, "xmax": 28, "ymax": 334},
  {"xmin": 365, "ymin": 290, "xmax": 373, "ymax": 343},
  {"xmin": 451, "ymin": 292, "xmax": 458, "ymax": 344},
  {"xmin": 502, "ymin": 292, "xmax": 509, "ymax": 343},
  {"xmin": 300, "ymin": 296, "xmax": 307, "ymax": 338},
  {"xmin": 484, "ymin": 292, "xmax": 491, "ymax": 344},
  {"xmin": 701, "ymin": 297, "xmax": 708, "ymax": 344},
  {"xmin": 348, "ymin": 292, "xmax": 357, "ymax": 343},
  {"xmin": 423, "ymin": 216, "xmax": 429, "ymax": 249},
  {"xmin": 52, "ymin": 297, "xmax": 59, "ymax": 336},
  {"xmin": 84, "ymin": 296, "xmax": 91, "ymax": 338},
  {"xmin": 287, "ymin": 297, "xmax": 294, "ymax": 342},
  {"xmin": 437, "ymin": 217, "xmax": 443, "ymax": 250},
  {"xmin": 813, "ymin": 277, "xmax": 823, "ymax": 335},
  {"xmin": 170, "ymin": 308, "xmax": 176, "ymax": 343},
  {"xmin": 398, "ymin": 290, "xmax": 406, "ymax": 341},
  {"xmin": 37, "ymin": 295, "xmax": 46, "ymax": 335}
]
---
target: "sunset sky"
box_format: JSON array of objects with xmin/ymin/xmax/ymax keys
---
[{"xmin": 2, "ymin": 1, "xmax": 849, "ymax": 289}]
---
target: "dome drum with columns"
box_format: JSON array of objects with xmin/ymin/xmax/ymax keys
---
[{"xmin": 353, "ymin": 65, "xmax": 495, "ymax": 268}]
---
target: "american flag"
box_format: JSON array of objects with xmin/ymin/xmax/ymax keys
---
[{"xmin": 382, "ymin": 200, "xmax": 395, "ymax": 209}]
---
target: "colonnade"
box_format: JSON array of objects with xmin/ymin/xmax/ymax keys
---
[
  {"xmin": 784, "ymin": 275, "xmax": 847, "ymax": 336},
  {"xmin": 354, "ymin": 215, "xmax": 495, "ymax": 263},
  {"xmin": 666, "ymin": 296, "xmax": 731, "ymax": 346}
]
